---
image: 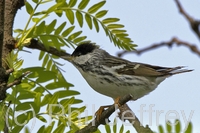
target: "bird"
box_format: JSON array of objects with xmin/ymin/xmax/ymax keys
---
[{"xmin": 62, "ymin": 42, "xmax": 192, "ymax": 101}]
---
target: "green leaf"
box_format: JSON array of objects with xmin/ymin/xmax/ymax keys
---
[
  {"xmin": 36, "ymin": 115, "xmax": 47, "ymax": 123},
  {"xmin": 34, "ymin": 93, "xmax": 41, "ymax": 108},
  {"xmin": 15, "ymin": 102, "xmax": 33, "ymax": 111},
  {"xmin": 41, "ymin": 94, "xmax": 51, "ymax": 106},
  {"xmin": 60, "ymin": 97, "xmax": 75, "ymax": 112},
  {"xmin": 37, "ymin": 125, "xmax": 45, "ymax": 133},
  {"xmin": 158, "ymin": 125, "xmax": 164, "ymax": 133},
  {"xmin": 93, "ymin": 17, "xmax": 99, "ymax": 32},
  {"xmin": 55, "ymin": 22, "xmax": 66, "ymax": 35},
  {"xmin": 12, "ymin": 125, "xmax": 24, "ymax": 133},
  {"xmin": 105, "ymin": 124, "xmax": 111, "ymax": 133},
  {"xmin": 48, "ymin": 93, "xmax": 59, "ymax": 104},
  {"xmin": 25, "ymin": 1, "xmax": 33, "ymax": 15},
  {"xmin": 33, "ymin": 11, "xmax": 47, "ymax": 16},
  {"xmin": 47, "ymin": 93, "xmax": 59, "ymax": 113},
  {"xmin": 17, "ymin": 92, "xmax": 36, "ymax": 100},
  {"xmin": 32, "ymin": 0, "xmax": 39, "ymax": 4},
  {"xmin": 39, "ymin": 51, "xmax": 45, "ymax": 60},
  {"xmin": 47, "ymin": 3, "xmax": 61, "ymax": 13},
  {"xmin": 76, "ymin": 11, "xmax": 83, "ymax": 27},
  {"xmin": 111, "ymin": 29, "xmax": 127, "ymax": 34},
  {"xmin": 62, "ymin": 26, "xmax": 75, "ymax": 37},
  {"xmin": 107, "ymin": 24, "xmax": 124, "ymax": 29},
  {"xmin": 166, "ymin": 121, "xmax": 172, "ymax": 132},
  {"xmin": 113, "ymin": 119, "xmax": 117, "ymax": 133},
  {"xmin": 14, "ymin": 59, "xmax": 23, "ymax": 70},
  {"xmin": 65, "ymin": 9, "xmax": 74, "ymax": 25},
  {"xmin": 42, "ymin": 54, "xmax": 49, "ymax": 67},
  {"xmin": 73, "ymin": 36, "xmax": 87, "ymax": 43},
  {"xmin": 55, "ymin": 9, "xmax": 63, "ymax": 17},
  {"xmin": 185, "ymin": 122, "xmax": 192, "ymax": 133},
  {"xmin": 68, "ymin": 31, "xmax": 82, "ymax": 40},
  {"xmin": 14, "ymin": 29, "xmax": 23, "ymax": 33},
  {"xmin": 36, "ymin": 71, "xmax": 56, "ymax": 83},
  {"xmin": 102, "ymin": 18, "xmax": 120, "ymax": 24},
  {"xmin": 54, "ymin": 90, "xmax": 80, "ymax": 98},
  {"xmin": 34, "ymin": 86, "xmax": 45, "ymax": 93},
  {"xmin": 78, "ymin": 0, "xmax": 90, "ymax": 10},
  {"xmin": 41, "ymin": 0, "xmax": 53, "ymax": 4},
  {"xmin": 85, "ymin": 14, "xmax": 92, "ymax": 29},
  {"xmin": 45, "ymin": 81, "xmax": 73, "ymax": 90},
  {"xmin": 60, "ymin": 98, "xmax": 82, "ymax": 106},
  {"xmin": 53, "ymin": 124, "xmax": 65, "ymax": 133},
  {"xmin": 26, "ymin": 27, "xmax": 35, "ymax": 38},
  {"xmin": 51, "ymin": 36, "xmax": 64, "ymax": 49},
  {"xmin": 23, "ymin": 67, "xmax": 45, "ymax": 77},
  {"xmin": 69, "ymin": 106, "xmax": 86, "ymax": 119},
  {"xmin": 46, "ymin": 19, "xmax": 57, "ymax": 34},
  {"xmin": 32, "ymin": 17, "xmax": 40, "ymax": 23},
  {"xmin": 119, "ymin": 124, "xmax": 124, "ymax": 133},
  {"xmin": 46, "ymin": 59, "xmax": 52, "ymax": 70},
  {"xmin": 15, "ymin": 111, "xmax": 33, "ymax": 127},
  {"xmin": 88, "ymin": 1, "xmax": 106, "ymax": 14},
  {"xmin": 69, "ymin": 0, "xmax": 77, "ymax": 7},
  {"xmin": 45, "ymin": 121, "xmax": 55, "ymax": 132},
  {"xmin": 95, "ymin": 10, "xmax": 108, "ymax": 18},
  {"xmin": 115, "ymin": 33, "xmax": 128, "ymax": 38},
  {"xmin": 35, "ymin": 21, "xmax": 46, "ymax": 35},
  {"xmin": 175, "ymin": 119, "xmax": 181, "ymax": 133}
]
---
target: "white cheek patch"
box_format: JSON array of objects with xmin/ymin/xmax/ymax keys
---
[{"xmin": 74, "ymin": 54, "xmax": 92, "ymax": 65}]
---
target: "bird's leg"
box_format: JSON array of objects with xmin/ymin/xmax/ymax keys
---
[
  {"xmin": 95, "ymin": 97, "xmax": 122, "ymax": 122},
  {"xmin": 114, "ymin": 96, "xmax": 122, "ymax": 107},
  {"xmin": 95, "ymin": 105, "xmax": 111, "ymax": 122}
]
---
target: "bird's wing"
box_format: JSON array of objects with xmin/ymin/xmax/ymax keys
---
[{"xmin": 102, "ymin": 55, "xmax": 191, "ymax": 77}]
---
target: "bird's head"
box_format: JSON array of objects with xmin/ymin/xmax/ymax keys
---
[
  {"xmin": 72, "ymin": 43, "xmax": 99, "ymax": 57},
  {"xmin": 63, "ymin": 43, "xmax": 100, "ymax": 64}
]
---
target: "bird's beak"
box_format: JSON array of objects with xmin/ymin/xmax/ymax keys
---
[{"xmin": 61, "ymin": 55, "xmax": 74, "ymax": 62}]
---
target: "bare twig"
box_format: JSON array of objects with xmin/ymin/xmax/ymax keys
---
[
  {"xmin": 119, "ymin": 104, "xmax": 153, "ymax": 133},
  {"xmin": 174, "ymin": 0, "xmax": 200, "ymax": 39},
  {"xmin": 25, "ymin": 39, "xmax": 71, "ymax": 59},
  {"xmin": 5, "ymin": 68, "xmax": 14, "ymax": 75},
  {"xmin": 0, "ymin": 71, "xmax": 31, "ymax": 90},
  {"xmin": 75, "ymin": 94, "xmax": 133, "ymax": 133},
  {"xmin": 6, "ymin": 71, "xmax": 31, "ymax": 89},
  {"xmin": 117, "ymin": 37, "xmax": 200, "ymax": 57}
]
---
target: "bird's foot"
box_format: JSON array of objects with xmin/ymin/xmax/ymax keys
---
[{"xmin": 95, "ymin": 105, "xmax": 111, "ymax": 123}]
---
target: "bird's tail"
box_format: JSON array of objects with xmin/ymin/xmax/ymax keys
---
[{"xmin": 168, "ymin": 66, "xmax": 193, "ymax": 75}]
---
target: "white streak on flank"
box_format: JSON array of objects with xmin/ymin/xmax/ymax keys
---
[{"xmin": 134, "ymin": 64, "xmax": 140, "ymax": 69}]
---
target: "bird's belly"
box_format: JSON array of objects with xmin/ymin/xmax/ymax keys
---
[{"xmin": 80, "ymin": 70, "xmax": 158, "ymax": 100}]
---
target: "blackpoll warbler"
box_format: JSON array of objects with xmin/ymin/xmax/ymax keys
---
[{"xmin": 62, "ymin": 43, "xmax": 192, "ymax": 100}]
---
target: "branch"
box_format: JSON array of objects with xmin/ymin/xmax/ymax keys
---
[
  {"xmin": 6, "ymin": 71, "xmax": 31, "ymax": 89},
  {"xmin": 5, "ymin": 68, "xmax": 14, "ymax": 75},
  {"xmin": 0, "ymin": 0, "xmax": 5, "ymax": 67},
  {"xmin": 2, "ymin": 0, "xmax": 25, "ymax": 69},
  {"xmin": 25, "ymin": 39, "xmax": 71, "ymax": 58},
  {"xmin": 118, "ymin": 104, "xmax": 153, "ymax": 133},
  {"xmin": 117, "ymin": 37, "xmax": 200, "ymax": 57},
  {"xmin": 174, "ymin": 0, "xmax": 200, "ymax": 39},
  {"xmin": 75, "ymin": 94, "xmax": 133, "ymax": 133}
]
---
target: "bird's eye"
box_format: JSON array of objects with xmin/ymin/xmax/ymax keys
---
[{"xmin": 77, "ymin": 52, "xmax": 82, "ymax": 56}]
